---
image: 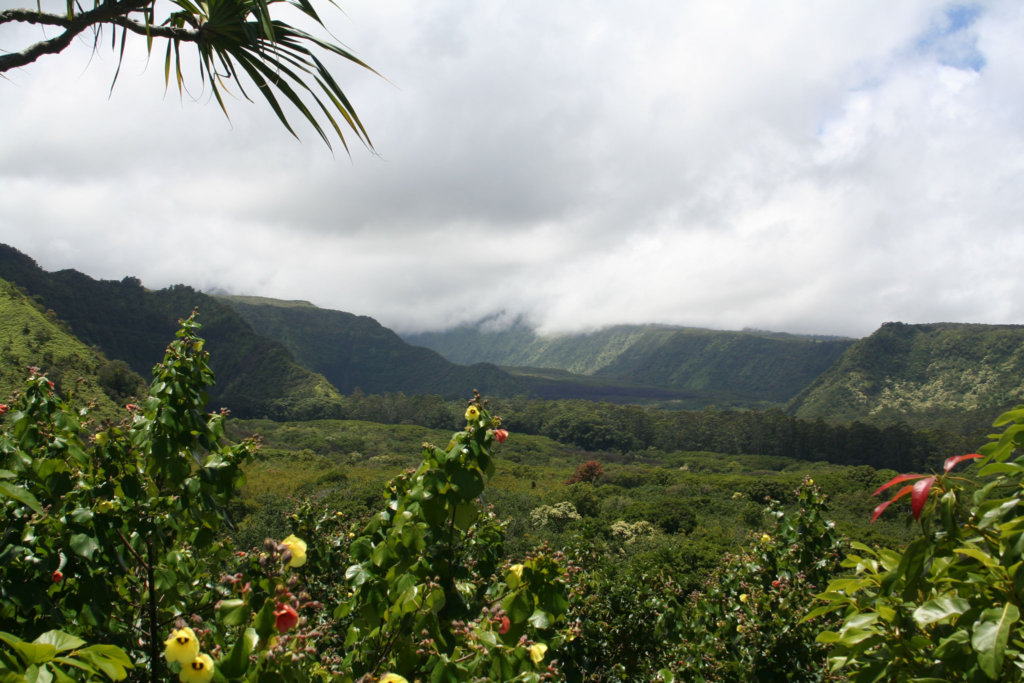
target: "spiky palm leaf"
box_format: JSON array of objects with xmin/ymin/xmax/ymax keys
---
[
  {"xmin": 2, "ymin": 0, "xmax": 376, "ymax": 150},
  {"xmin": 161, "ymin": 0, "xmax": 374, "ymax": 151}
]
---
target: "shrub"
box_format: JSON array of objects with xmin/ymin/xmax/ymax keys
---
[
  {"xmin": 814, "ymin": 405, "xmax": 1024, "ymax": 681},
  {"xmin": 668, "ymin": 479, "xmax": 846, "ymax": 682},
  {"xmin": 566, "ymin": 459, "xmax": 605, "ymax": 484}
]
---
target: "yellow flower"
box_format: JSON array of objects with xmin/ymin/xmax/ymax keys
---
[
  {"xmin": 761, "ymin": 533, "xmax": 771, "ymax": 544},
  {"xmin": 465, "ymin": 405, "xmax": 480, "ymax": 422},
  {"xmin": 509, "ymin": 564, "xmax": 524, "ymax": 579},
  {"xmin": 380, "ymin": 675, "xmax": 409, "ymax": 683},
  {"xmin": 164, "ymin": 627, "xmax": 200, "ymax": 666},
  {"xmin": 179, "ymin": 653, "xmax": 215, "ymax": 683},
  {"xmin": 807, "ymin": 478, "xmax": 814, "ymax": 486},
  {"xmin": 739, "ymin": 593, "xmax": 749, "ymax": 603},
  {"xmin": 529, "ymin": 642, "xmax": 548, "ymax": 665},
  {"xmin": 281, "ymin": 534, "xmax": 307, "ymax": 568},
  {"xmin": 736, "ymin": 624, "xmax": 746, "ymax": 634}
]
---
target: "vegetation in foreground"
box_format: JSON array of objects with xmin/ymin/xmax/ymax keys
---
[{"xmin": 3, "ymin": 318, "xmax": 1024, "ymax": 681}]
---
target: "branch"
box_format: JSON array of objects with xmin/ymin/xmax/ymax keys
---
[{"xmin": 0, "ymin": 1, "xmax": 172, "ymax": 72}]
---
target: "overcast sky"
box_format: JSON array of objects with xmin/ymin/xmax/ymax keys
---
[{"xmin": 2, "ymin": 1, "xmax": 1023, "ymax": 338}]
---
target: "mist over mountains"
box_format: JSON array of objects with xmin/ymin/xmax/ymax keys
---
[{"xmin": 1, "ymin": 242, "xmax": 1022, "ymax": 432}]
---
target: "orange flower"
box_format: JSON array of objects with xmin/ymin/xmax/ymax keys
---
[
  {"xmin": 274, "ymin": 602, "xmax": 298, "ymax": 633},
  {"xmin": 493, "ymin": 429, "xmax": 509, "ymax": 443}
]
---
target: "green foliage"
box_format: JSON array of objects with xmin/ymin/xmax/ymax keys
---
[
  {"xmin": 336, "ymin": 398, "xmax": 573, "ymax": 681},
  {"xmin": 219, "ymin": 295, "xmax": 530, "ymax": 399},
  {"xmin": 560, "ymin": 532, "xmax": 698, "ymax": 682},
  {"xmin": 96, "ymin": 360, "xmax": 146, "ymax": 404},
  {"xmin": 0, "ymin": 246, "xmax": 340, "ymax": 417},
  {"xmin": 791, "ymin": 321, "xmax": 1024, "ymax": 431},
  {"xmin": 670, "ymin": 480, "xmax": 846, "ymax": 682},
  {"xmin": 502, "ymin": 397, "xmax": 964, "ymax": 471},
  {"xmin": 0, "ymin": 313, "xmax": 257, "ymax": 679},
  {"xmin": 0, "ymin": 629, "xmax": 134, "ymax": 682},
  {"xmin": 0, "ymin": 278, "xmax": 125, "ymax": 421},
  {"xmin": 814, "ymin": 406, "xmax": 1024, "ymax": 681},
  {"xmin": 405, "ymin": 321, "xmax": 852, "ymax": 405}
]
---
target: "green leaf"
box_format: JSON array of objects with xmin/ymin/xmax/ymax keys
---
[
  {"xmin": 450, "ymin": 468, "xmax": 484, "ymax": 499},
  {"xmin": 219, "ymin": 627, "xmax": 257, "ymax": 679},
  {"xmin": 33, "ymin": 632, "xmax": 84, "ymax": 655},
  {"xmin": 254, "ymin": 598, "xmax": 277, "ymax": 640},
  {"xmin": 972, "ymin": 603, "xmax": 1020, "ymax": 679},
  {"xmin": 954, "ymin": 546, "xmax": 998, "ymax": 568},
  {"xmin": 11, "ymin": 641, "xmax": 57, "ymax": 665},
  {"xmin": 527, "ymin": 610, "xmax": 551, "ymax": 629},
  {"xmin": 798, "ymin": 604, "xmax": 841, "ymax": 625},
  {"xmin": 216, "ymin": 599, "xmax": 249, "ymax": 627},
  {"xmin": 0, "ymin": 481, "xmax": 42, "ymax": 513},
  {"xmin": 75, "ymin": 645, "xmax": 132, "ymax": 680},
  {"xmin": 453, "ymin": 503, "xmax": 478, "ymax": 531},
  {"xmin": 913, "ymin": 597, "xmax": 971, "ymax": 627},
  {"xmin": 69, "ymin": 508, "xmax": 93, "ymax": 525},
  {"xmin": 503, "ymin": 591, "xmax": 531, "ymax": 623},
  {"xmin": 68, "ymin": 534, "xmax": 100, "ymax": 560}
]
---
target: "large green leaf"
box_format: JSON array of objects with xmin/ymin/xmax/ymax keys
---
[
  {"xmin": 913, "ymin": 597, "xmax": 971, "ymax": 627},
  {"xmin": 0, "ymin": 481, "xmax": 42, "ymax": 513},
  {"xmin": 972, "ymin": 603, "xmax": 1020, "ymax": 679},
  {"xmin": 33, "ymin": 632, "xmax": 84, "ymax": 655}
]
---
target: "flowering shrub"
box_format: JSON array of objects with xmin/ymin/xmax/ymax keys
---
[
  {"xmin": 667, "ymin": 479, "xmax": 846, "ymax": 682},
  {"xmin": 336, "ymin": 394, "xmax": 574, "ymax": 681},
  {"xmin": 0, "ymin": 316, "xmax": 339, "ymax": 682},
  {"xmin": 0, "ymin": 314, "xmax": 256, "ymax": 680}
]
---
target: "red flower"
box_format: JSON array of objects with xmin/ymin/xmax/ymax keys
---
[
  {"xmin": 274, "ymin": 602, "xmax": 298, "ymax": 633},
  {"xmin": 771, "ymin": 580, "xmax": 781, "ymax": 588},
  {"xmin": 52, "ymin": 570, "xmax": 63, "ymax": 583},
  {"xmin": 493, "ymin": 429, "xmax": 509, "ymax": 444},
  {"xmin": 498, "ymin": 615, "xmax": 511, "ymax": 634},
  {"xmin": 125, "ymin": 403, "xmax": 138, "ymax": 412},
  {"xmin": 0, "ymin": 404, "xmax": 7, "ymax": 415}
]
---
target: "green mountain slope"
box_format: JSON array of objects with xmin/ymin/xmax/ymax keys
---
[
  {"xmin": 0, "ymin": 245, "xmax": 341, "ymax": 417},
  {"xmin": 405, "ymin": 320, "xmax": 853, "ymax": 404},
  {"xmin": 788, "ymin": 322, "xmax": 1024, "ymax": 430},
  {"xmin": 0, "ymin": 278, "xmax": 131, "ymax": 421},
  {"xmin": 218, "ymin": 296, "xmax": 529, "ymax": 398}
]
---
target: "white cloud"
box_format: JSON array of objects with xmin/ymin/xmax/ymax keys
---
[{"xmin": 2, "ymin": 0, "xmax": 1023, "ymax": 339}]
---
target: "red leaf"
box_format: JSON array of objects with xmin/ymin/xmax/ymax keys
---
[
  {"xmin": 943, "ymin": 453, "xmax": 982, "ymax": 473},
  {"xmin": 870, "ymin": 484, "xmax": 915, "ymax": 523},
  {"xmin": 911, "ymin": 476, "xmax": 937, "ymax": 520},
  {"xmin": 872, "ymin": 473, "xmax": 925, "ymax": 497},
  {"xmin": 870, "ymin": 499, "xmax": 896, "ymax": 523}
]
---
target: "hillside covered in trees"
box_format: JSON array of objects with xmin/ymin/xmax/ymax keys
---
[
  {"xmin": 790, "ymin": 321, "xmax": 1024, "ymax": 431},
  {"xmin": 404, "ymin": 318, "xmax": 854, "ymax": 405}
]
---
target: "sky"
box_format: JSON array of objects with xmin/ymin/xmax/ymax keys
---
[{"xmin": 2, "ymin": 1, "xmax": 1023, "ymax": 338}]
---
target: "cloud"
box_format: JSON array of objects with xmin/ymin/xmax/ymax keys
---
[{"xmin": 2, "ymin": 0, "xmax": 1023, "ymax": 338}]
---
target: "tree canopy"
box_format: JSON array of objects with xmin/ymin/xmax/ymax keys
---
[{"xmin": 0, "ymin": 0, "xmax": 376, "ymax": 150}]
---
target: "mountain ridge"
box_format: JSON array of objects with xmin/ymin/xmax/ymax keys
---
[{"xmin": 404, "ymin": 319, "xmax": 855, "ymax": 404}]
